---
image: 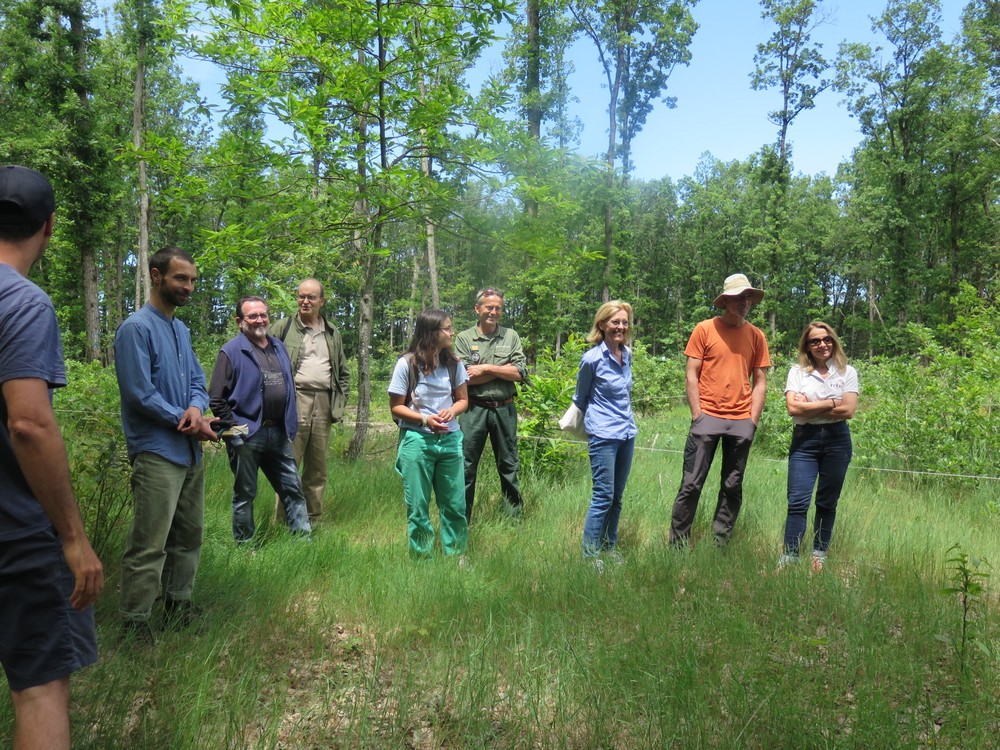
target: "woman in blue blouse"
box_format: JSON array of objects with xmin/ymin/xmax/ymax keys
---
[{"xmin": 573, "ymin": 301, "xmax": 638, "ymax": 565}]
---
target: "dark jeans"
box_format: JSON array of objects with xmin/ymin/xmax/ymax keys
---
[
  {"xmin": 582, "ymin": 435, "xmax": 635, "ymax": 557},
  {"xmin": 784, "ymin": 421, "xmax": 853, "ymax": 555},
  {"xmin": 670, "ymin": 414, "xmax": 756, "ymax": 544},
  {"xmin": 227, "ymin": 425, "xmax": 311, "ymax": 542},
  {"xmin": 460, "ymin": 402, "xmax": 522, "ymax": 521}
]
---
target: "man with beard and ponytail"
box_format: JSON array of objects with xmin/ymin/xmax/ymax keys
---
[
  {"xmin": 209, "ymin": 296, "xmax": 312, "ymax": 545},
  {"xmin": 115, "ymin": 246, "xmax": 218, "ymax": 643}
]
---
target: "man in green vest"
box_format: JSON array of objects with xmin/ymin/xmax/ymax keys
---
[
  {"xmin": 269, "ymin": 279, "xmax": 350, "ymax": 525},
  {"xmin": 454, "ymin": 288, "xmax": 528, "ymax": 522}
]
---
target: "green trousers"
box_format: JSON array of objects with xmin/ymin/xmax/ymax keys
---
[
  {"xmin": 120, "ymin": 453, "xmax": 205, "ymax": 621},
  {"xmin": 394, "ymin": 429, "xmax": 467, "ymax": 556},
  {"xmin": 459, "ymin": 402, "xmax": 523, "ymax": 521}
]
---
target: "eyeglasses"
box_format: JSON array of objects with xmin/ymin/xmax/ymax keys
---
[
  {"xmin": 297, "ymin": 294, "xmax": 320, "ymax": 302},
  {"xmin": 607, "ymin": 318, "xmax": 630, "ymax": 328},
  {"xmin": 807, "ymin": 336, "xmax": 834, "ymax": 347},
  {"xmin": 242, "ymin": 313, "xmax": 269, "ymax": 322}
]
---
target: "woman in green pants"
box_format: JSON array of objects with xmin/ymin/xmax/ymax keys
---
[{"xmin": 388, "ymin": 310, "xmax": 470, "ymax": 557}]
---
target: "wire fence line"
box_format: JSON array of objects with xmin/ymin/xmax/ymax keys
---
[
  {"xmin": 54, "ymin": 408, "xmax": 1000, "ymax": 484},
  {"xmin": 516, "ymin": 434, "xmax": 1000, "ymax": 482}
]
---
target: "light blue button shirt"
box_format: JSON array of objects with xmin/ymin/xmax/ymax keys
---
[
  {"xmin": 573, "ymin": 341, "xmax": 638, "ymax": 440},
  {"xmin": 114, "ymin": 303, "xmax": 209, "ymax": 465}
]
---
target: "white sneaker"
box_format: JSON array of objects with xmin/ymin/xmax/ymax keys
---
[{"xmin": 776, "ymin": 554, "xmax": 798, "ymax": 572}]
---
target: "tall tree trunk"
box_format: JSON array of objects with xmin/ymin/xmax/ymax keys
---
[
  {"xmin": 69, "ymin": 3, "xmax": 101, "ymax": 361},
  {"xmin": 524, "ymin": 0, "xmax": 540, "ymax": 219},
  {"xmin": 347, "ymin": 45, "xmax": 372, "ymax": 460},
  {"xmin": 415, "ymin": 56, "xmax": 440, "ymax": 308},
  {"xmin": 867, "ymin": 277, "xmax": 876, "ymax": 360},
  {"xmin": 348, "ymin": 237, "xmax": 376, "ymax": 460},
  {"xmin": 134, "ymin": 29, "xmax": 151, "ymax": 308},
  {"xmin": 601, "ymin": 49, "xmax": 624, "ymax": 303},
  {"xmin": 409, "ymin": 235, "xmax": 420, "ymax": 332}
]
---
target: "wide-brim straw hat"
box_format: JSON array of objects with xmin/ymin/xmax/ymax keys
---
[{"xmin": 713, "ymin": 273, "xmax": 765, "ymax": 308}]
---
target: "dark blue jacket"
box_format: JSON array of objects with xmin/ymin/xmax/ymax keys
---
[{"xmin": 209, "ymin": 334, "xmax": 298, "ymax": 439}]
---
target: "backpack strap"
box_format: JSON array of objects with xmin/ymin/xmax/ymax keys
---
[
  {"xmin": 404, "ymin": 352, "xmax": 418, "ymax": 407},
  {"xmin": 447, "ymin": 355, "xmax": 458, "ymax": 399},
  {"xmin": 405, "ymin": 352, "xmax": 459, "ymax": 406}
]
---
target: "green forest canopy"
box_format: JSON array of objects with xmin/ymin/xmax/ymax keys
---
[{"xmin": 1, "ymin": 0, "xmax": 996, "ymax": 394}]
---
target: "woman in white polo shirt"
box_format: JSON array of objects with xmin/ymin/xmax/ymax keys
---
[
  {"xmin": 388, "ymin": 310, "xmax": 469, "ymax": 558},
  {"xmin": 779, "ymin": 321, "xmax": 859, "ymax": 572}
]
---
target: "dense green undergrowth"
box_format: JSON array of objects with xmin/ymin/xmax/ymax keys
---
[{"xmin": 3, "ymin": 318, "xmax": 996, "ymax": 748}]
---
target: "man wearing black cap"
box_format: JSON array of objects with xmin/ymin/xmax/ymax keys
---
[
  {"xmin": 0, "ymin": 165, "xmax": 104, "ymax": 749},
  {"xmin": 669, "ymin": 273, "xmax": 771, "ymax": 547}
]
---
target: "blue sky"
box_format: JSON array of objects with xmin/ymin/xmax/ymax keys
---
[
  {"xmin": 473, "ymin": 0, "xmax": 967, "ymax": 181},
  {"xmin": 166, "ymin": 0, "xmax": 967, "ymax": 182}
]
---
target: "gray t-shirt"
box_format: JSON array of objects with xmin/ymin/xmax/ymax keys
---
[
  {"xmin": 0, "ymin": 264, "xmax": 66, "ymax": 541},
  {"xmin": 250, "ymin": 342, "xmax": 287, "ymax": 423}
]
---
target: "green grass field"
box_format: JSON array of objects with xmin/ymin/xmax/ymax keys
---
[{"xmin": 3, "ymin": 409, "xmax": 997, "ymax": 749}]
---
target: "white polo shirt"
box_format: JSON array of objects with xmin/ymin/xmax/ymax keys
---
[{"xmin": 785, "ymin": 362, "xmax": 859, "ymax": 425}]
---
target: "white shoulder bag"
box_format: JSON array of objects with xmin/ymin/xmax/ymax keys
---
[{"xmin": 558, "ymin": 402, "xmax": 587, "ymax": 440}]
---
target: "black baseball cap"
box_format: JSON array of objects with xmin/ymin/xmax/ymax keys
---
[{"xmin": 0, "ymin": 165, "xmax": 56, "ymax": 229}]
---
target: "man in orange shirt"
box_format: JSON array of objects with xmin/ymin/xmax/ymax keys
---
[{"xmin": 669, "ymin": 274, "xmax": 771, "ymax": 546}]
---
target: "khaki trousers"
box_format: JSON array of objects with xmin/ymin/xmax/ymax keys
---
[{"xmin": 275, "ymin": 388, "xmax": 332, "ymax": 523}]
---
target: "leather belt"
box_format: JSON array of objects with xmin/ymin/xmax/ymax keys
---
[
  {"xmin": 261, "ymin": 419, "xmax": 278, "ymax": 427},
  {"xmin": 470, "ymin": 397, "xmax": 514, "ymax": 409}
]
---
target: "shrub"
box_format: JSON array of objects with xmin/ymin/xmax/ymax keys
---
[
  {"xmin": 629, "ymin": 340, "xmax": 687, "ymax": 417},
  {"xmin": 517, "ymin": 336, "xmax": 589, "ymax": 478},
  {"xmin": 58, "ymin": 360, "xmax": 132, "ymax": 558},
  {"xmin": 855, "ymin": 323, "xmax": 998, "ymax": 477}
]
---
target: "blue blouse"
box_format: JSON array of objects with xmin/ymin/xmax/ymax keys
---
[{"xmin": 572, "ymin": 341, "xmax": 638, "ymax": 440}]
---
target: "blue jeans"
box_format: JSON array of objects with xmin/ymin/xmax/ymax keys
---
[
  {"xmin": 227, "ymin": 425, "xmax": 311, "ymax": 543},
  {"xmin": 784, "ymin": 421, "xmax": 853, "ymax": 555},
  {"xmin": 582, "ymin": 436, "xmax": 635, "ymax": 557}
]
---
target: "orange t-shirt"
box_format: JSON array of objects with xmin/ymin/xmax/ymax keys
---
[{"xmin": 684, "ymin": 318, "xmax": 771, "ymax": 419}]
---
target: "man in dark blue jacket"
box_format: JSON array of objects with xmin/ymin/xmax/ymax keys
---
[{"xmin": 209, "ymin": 297, "xmax": 311, "ymax": 543}]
